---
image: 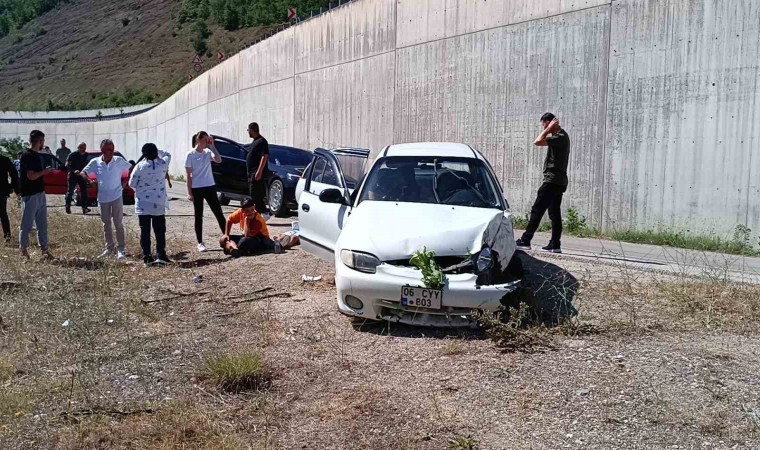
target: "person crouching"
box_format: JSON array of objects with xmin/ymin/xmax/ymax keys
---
[{"xmin": 220, "ymin": 198, "xmax": 281, "ymax": 257}]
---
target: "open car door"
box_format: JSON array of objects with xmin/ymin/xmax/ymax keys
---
[{"xmin": 298, "ymin": 148, "xmax": 369, "ymax": 262}]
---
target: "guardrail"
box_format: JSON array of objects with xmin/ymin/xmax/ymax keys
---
[{"xmin": 0, "ymin": 104, "xmax": 158, "ymax": 124}]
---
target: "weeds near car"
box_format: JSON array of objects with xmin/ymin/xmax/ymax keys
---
[
  {"xmin": 410, "ymin": 247, "xmax": 445, "ymax": 289},
  {"xmin": 476, "ymin": 303, "xmax": 554, "ymax": 353},
  {"xmin": 203, "ymin": 352, "xmax": 271, "ymax": 392}
]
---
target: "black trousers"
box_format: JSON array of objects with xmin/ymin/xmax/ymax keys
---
[
  {"xmin": 230, "ymin": 234, "xmax": 275, "ymax": 256},
  {"xmin": 191, "ymin": 186, "xmax": 226, "ymax": 243},
  {"xmin": 139, "ymin": 215, "xmax": 167, "ymax": 260},
  {"xmin": 249, "ymin": 179, "xmax": 269, "ymax": 214},
  {"xmin": 521, "ymin": 182, "xmax": 565, "ymax": 244},
  {"xmin": 0, "ymin": 195, "xmax": 9, "ymax": 238},
  {"xmin": 65, "ymin": 174, "xmax": 89, "ymax": 208}
]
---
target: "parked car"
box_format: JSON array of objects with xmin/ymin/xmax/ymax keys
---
[
  {"xmin": 39, "ymin": 152, "xmax": 135, "ymax": 205},
  {"xmin": 297, "ymin": 143, "xmax": 522, "ymax": 327},
  {"xmin": 209, "ymin": 135, "xmax": 312, "ymax": 216}
]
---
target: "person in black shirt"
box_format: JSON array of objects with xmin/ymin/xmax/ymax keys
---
[
  {"xmin": 56, "ymin": 139, "xmax": 71, "ymax": 162},
  {"xmin": 64, "ymin": 142, "xmax": 91, "ymax": 214},
  {"xmin": 19, "ymin": 130, "xmax": 52, "ymax": 258},
  {"xmin": 246, "ymin": 122, "xmax": 270, "ymax": 216},
  {"xmin": 0, "ymin": 152, "xmax": 19, "ymax": 243},
  {"xmin": 515, "ymin": 112, "xmax": 570, "ymax": 253}
]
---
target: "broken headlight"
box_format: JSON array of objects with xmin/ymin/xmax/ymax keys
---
[
  {"xmin": 475, "ymin": 247, "xmax": 494, "ymax": 273},
  {"xmin": 340, "ymin": 250, "xmax": 381, "ymax": 274}
]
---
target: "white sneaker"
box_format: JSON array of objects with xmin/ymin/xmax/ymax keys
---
[
  {"xmin": 197, "ymin": 243, "xmax": 207, "ymax": 252},
  {"xmin": 117, "ymin": 251, "xmax": 127, "ymax": 261},
  {"xmin": 98, "ymin": 250, "xmax": 112, "ymax": 258}
]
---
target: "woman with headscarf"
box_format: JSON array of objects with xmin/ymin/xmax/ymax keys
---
[{"xmin": 129, "ymin": 143, "xmax": 172, "ymax": 266}]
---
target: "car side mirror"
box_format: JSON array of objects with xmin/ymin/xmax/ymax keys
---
[{"xmin": 319, "ymin": 188, "xmax": 347, "ymax": 205}]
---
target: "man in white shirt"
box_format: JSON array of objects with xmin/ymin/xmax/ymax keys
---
[{"xmin": 81, "ymin": 139, "xmax": 133, "ymax": 260}]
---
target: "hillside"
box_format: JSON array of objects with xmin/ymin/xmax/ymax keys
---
[{"xmin": 0, "ymin": 0, "xmax": 277, "ymax": 111}]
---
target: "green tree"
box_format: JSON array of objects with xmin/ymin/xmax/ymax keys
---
[{"xmin": 0, "ymin": 136, "xmax": 27, "ymax": 159}]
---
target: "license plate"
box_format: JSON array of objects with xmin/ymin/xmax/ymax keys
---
[{"xmin": 401, "ymin": 286, "xmax": 442, "ymax": 310}]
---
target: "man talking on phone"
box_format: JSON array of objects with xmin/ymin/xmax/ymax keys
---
[{"xmin": 515, "ymin": 112, "xmax": 570, "ymax": 253}]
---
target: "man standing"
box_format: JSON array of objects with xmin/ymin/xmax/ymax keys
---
[
  {"xmin": 515, "ymin": 113, "xmax": 570, "ymax": 253},
  {"xmin": 81, "ymin": 139, "xmax": 132, "ymax": 260},
  {"xmin": 246, "ymin": 122, "xmax": 270, "ymax": 216},
  {"xmin": 0, "ymin": 151, "xmax": 19, "ymax": 243},
  {"xmin": 56, "ymin": 139, "xmax": 71, "ymax": 162},
  {"xmin": 128, "ymin": 143, "xmax": 172, "ymax": 266},
  {"xmin": 19, "ymin": 130, "xmax": 52, "ymax": 258},
  {"xmin": 65, "ymin": 142, "xmax": 91, "ymax": 215}
]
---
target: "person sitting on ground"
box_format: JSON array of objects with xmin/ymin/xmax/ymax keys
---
[{"xmin": 219, "ymin": 198, "xmax": 279, "ymax": 257}]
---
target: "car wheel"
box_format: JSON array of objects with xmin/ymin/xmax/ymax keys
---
[
  {"xmin": 217, "ymin": 192, "xmax": 230, "ymax": 206},
  {"xmin": 268, "ymin": 179, "xmax": 287, "ymax": 217}
]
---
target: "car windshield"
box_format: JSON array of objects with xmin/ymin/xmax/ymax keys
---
[
  {"xmin": 270, "ymin": 147, "xmax": 312, "ymax": 167},
  {"xmin": 358, "ymin": 156, "xmax": 503, "ymax": 209}
]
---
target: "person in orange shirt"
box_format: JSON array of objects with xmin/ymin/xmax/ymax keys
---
[{"xmin": 219, "ymin": 198, "xmax": 280, "ymax": 257}]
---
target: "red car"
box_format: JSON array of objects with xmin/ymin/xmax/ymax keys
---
[{"xmin": 39, "ymin": 152, "xmax": 135, "ymax": 205}]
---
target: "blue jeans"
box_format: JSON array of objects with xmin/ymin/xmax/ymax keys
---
[{"xmin": 20, "ymin": 192, "xmax": 48, "ymax": 251}]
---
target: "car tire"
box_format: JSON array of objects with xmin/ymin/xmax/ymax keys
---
[
  {"xmin": 268, "ymin": 179, "xmax": 287, "ymax": 217},
  {"xmin": 217, "ymin": 192, "xmax": 230, "ymax": 206}
]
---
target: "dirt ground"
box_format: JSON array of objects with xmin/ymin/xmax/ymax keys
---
[{"xmin": 0, "ymin": 193, "xmax": 759, "ymax": 450}]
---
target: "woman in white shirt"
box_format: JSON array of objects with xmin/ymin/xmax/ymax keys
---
[
  {"xmin": 185, "ymin": 131, "xmax": 226, "ymax": 252},
  {"xmin": 129, "ymin": 143, "xmax": 172, "ymax": 265}
]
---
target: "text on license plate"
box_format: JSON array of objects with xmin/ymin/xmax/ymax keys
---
[{"xmin": 401, "ymin": 286, "xmax": 442, "ymax": 310}]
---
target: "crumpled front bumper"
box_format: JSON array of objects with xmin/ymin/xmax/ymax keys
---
[{"xmin": 335, "ymin": 262, "xmax": 521, "ymax": 327}]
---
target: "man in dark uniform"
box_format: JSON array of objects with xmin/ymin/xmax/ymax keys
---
[
  {"xmin": 515, "ymin": 112, "xmax": 570, "ymax": 253},
  {"xmin": 64, "ymin": 142, "xmax": 91, "ymax": 214},
  {"xmin": 246, "ymin": 122, "xmax": 270, "ymax": 216}
]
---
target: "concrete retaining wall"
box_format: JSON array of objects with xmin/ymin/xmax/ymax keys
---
[{"xmin": 1, "ymin": 0, "xmax": 758, "ymax": 237}]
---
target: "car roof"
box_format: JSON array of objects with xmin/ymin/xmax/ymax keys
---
[
  {"xmin": 315, "ymin": 147, "xmax": 371, "ymax": 157},
  {"xmin": 382, "ymin": 142, "xmax": 482, "ymax": 159}
]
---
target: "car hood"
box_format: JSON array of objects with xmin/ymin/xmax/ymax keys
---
[{"xmin": 339, "ymin": 201, "xmax": 507, "ymax": 261}]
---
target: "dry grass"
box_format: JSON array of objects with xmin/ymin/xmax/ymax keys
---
[
  {"xmin": 58, "ymin": 402, "xmax": 252, "ymax": 450},
  {"xmin": 202, "ymin": 352, "xmax": 271, "ymax": 392},
  {"xmin": 2, "ymin": 198, "xmax": 760, "ymax": 449}
]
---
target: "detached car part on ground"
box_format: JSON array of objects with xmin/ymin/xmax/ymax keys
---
[{"xmin": 297, "ymin": 143, "xmax": 523, "ymax": 327}]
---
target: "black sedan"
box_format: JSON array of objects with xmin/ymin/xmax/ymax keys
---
[{"xmin": 210, "ymin": 135, "xmax": 311, "ymax": 216}]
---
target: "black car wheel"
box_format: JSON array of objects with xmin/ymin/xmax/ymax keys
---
[
  {"xmin": 217, "ymin": 192, "xmax": 230, "ymax": 206},
  {"xmin": 268, "ymin": 179, "xmax": 287, "ymax": 217}
]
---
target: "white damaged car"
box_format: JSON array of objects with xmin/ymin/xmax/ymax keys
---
[{"xmin": 297, "ymin": 143, "xmax": 522, "ymax": 327}]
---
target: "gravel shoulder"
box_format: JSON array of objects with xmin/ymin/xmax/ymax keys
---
[{"xmin": 0, "ymin": 194, "xmax": 758, "ymax": 449}]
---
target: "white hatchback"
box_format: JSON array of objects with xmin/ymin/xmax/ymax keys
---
[{"xmin": 297, "ymin": 143, "xmax": 522, "ymax": 327}]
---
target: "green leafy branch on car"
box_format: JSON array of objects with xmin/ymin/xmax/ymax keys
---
[{"xmin": 410, "ymin": 247, "xmax": 446, "ymax": 290}]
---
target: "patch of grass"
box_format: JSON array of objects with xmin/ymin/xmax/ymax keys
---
[
  {"xmin": 60, "ymin": 403, "xmax": 250, "ymax": 450},
  {"xmin": 610, "ymin": 226, "xmax": 760, "ymax": 256},
  {"xmin": 441, "ymin": 341, "xmax": 464, "ymax": 356},
  {"xmin": 0, "ymin": 359, "xmax": 16, "ymax": 381},
  {"xmin": 476, "ymin": 303, "xmax": 555, "ymax": 353},
  {"xmin": 448, "ymin": 435, "xmax": 478, "ymax": 450},
  {"xmin": 0, "ymin": 390, "xmax": 31, "ymax": 418},
  {"xmin": 655, "ymin": 280, "xmax": 760, "ymax": 332},
  {"xmin": 203, "ymin": 352, "xmax": 270, "ymax": 392},
  {"xmin": 170, "ymin": 174, "xmax": 186, "ymax": 182}
]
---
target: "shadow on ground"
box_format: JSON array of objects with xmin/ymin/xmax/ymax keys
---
[{"xmin": 352, "ymin": 252, "xmax": 579, "ymax": 338}]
